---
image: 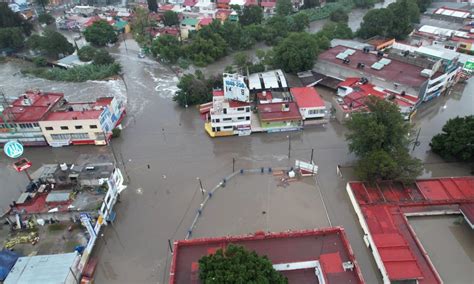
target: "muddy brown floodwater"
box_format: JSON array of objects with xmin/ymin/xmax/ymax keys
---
[{"xmin": 1, "ymin": 27, "xmax": 473, "ymax": 284}]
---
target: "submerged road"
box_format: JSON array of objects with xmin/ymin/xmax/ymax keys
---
[{"xmin": 1, "ymin": 15, "xmax": 473, "ymax": 284}]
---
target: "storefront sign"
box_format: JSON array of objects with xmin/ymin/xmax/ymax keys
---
[
  {"xmin": 3, "ymin": 140, "xmax": 23, "ymax": 158},
  {"xmin": 223, "ymin": 73, "xmax": 250, "ymax": 102}
]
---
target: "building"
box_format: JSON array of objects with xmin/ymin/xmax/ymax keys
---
[
  {"xmin": 256, "ymin": 101, "xmax": 302, "ymax": 132},
  {"xmin": 248, "ymin": 69, "xmax": 288, "ymax": 93},
  {"xmin": 333, "ymin": 78, "xmax": 416, "ymax": 122},
  {"xmin": 0, "ymin": 90, "xmax": 65, "ymax": 146},
  {"xmin": 204, "ymin": 90, "xmax": 251, "ymax": 137},
  {"xmin": 290, "ymin": 87, "xmax": 327, "ymax": 123},
  {"xmin": 180, "ymin": 18, "xmax": 199, "ymax": 39},
  {"xmin": 38, "ymin": 97, "xmax": 125, "ymax": 147},
  {"xmin": 431, "ymin": 6, "xmax": 471, "ymax": 23},
  {"xmin": 316, "ymin": 45, "xmax": 461, "ymax": 106},
  {"xmin": 347, "ymin": 177, "xmax": 474, "ymax": 284},
  {"xmin": 169, "ymin": 227, "xmax": 365, "ymax": 284},
  {"xmin": 4, "ymin": 252, "xmax": 81, "ymax": 284}
]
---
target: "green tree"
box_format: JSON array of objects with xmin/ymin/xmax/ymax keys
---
[
  {"xmin": 416, "ymin": 0, "xmax": 432, "ymax": 13},
  {"xmin": 29, "ymin": 29, "xmax": 74, "ymax": 58},
  {"xmin": 346, "ymin": 97, "xmax": 422, "ymax": 183},
  {"xmin": 263, "ymin": 16, "xmax": 289, "ymax": 45},
  {"xmin": 33, "ymin": 56, "xmax": 48, "ymax": 67},
  {"xmin": 38, "ymin": 13, "xmax": 55, "ymax": 25},
  {"xmin": 329, "ymin": 8, "xmax": 349, "ymax": 23},
  {"xmin": 151, "ymin": 35, "xmax": 181, "ymax": 63},
  {"xmin": 233, "ymin": 51, "xmax": 249, "ymax": 69},
  {"xmin": 276, "ymin": 0, "xmax": 293, "ymax": 16},
  {"xmin": 320, "ymin": 21, "xmax": 353, "ymax": 40},
  {"xmin": 0, "ymin": 27, "xmax": 24, "ymax": 50},
  {"xmin": 35, "ymin": 0, "xmax": 49, "ymax": 12},
  {"xmin": 84, "ymin": 20, "xmax": 118, "ymax": 47},
  {"xmin": 357, "ymin": 8, "xmax": 394, "ymax": 39},
  {"xmin": 303, "ymin": 0, "xmax": 320, "ymax": 9},
  {"xmin": 173, "ymin": 74, "xmax": 211, "ymax": 107},
  {"xmin": 93, "ymin": 49, "xmax": 115, "ymax": 65},
  {"xmin": 147, "ymin": 0, "xmax": 158, "ymax": 12},
  {"xmin": 78, "ymin": 45, "xmax": 96, "ymax": 62},
  {"xmin": 273, "ymin": 32, "xmax": 319, "ymax": 73},
  {"xmin": 353, "ymin": 0, "xmax": 375, "ymax": 8},
  {"xmin": 163, "ymin": 11, "xmax": 179, "ymax": 27},
  {"xmin": 430, "ymin": 115, "xmax": 474, "ymax": 162},
  {"xmin": 289, "ymin": 13, "xmax": 309, "ymax": 32},
  {"xmin": 239, "ymin": 5, "xmax": 263, "ymax": 26},
  {"xmin": 387, "ymin": 0, "xmax": 419, "ymax": 39},
  {"xmin": 0, "ymin": 3, "xmax": 32, "ymax": 35},
  {"xmin": 185, "ymin": 27, "xmax": 228, "ymax": 66},
  {"xmin": 199, "ymin": 244, "xmax": 288, "ymax": 284},
  {"xmin": 314, "ymin": 33, "xmax": 330, "ymax": 50}
]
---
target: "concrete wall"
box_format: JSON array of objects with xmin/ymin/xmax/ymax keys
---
[{"xmin": 39, "ymin": 118, "xmax": 106, "ymax": 146}]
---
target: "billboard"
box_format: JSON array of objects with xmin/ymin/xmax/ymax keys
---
[
  {"xmin": 464, "ymin": 59, "xmax": 474, "ymax": 72},
  {"xmin": 223, "ymin": 73, "xmax": 249, "ymax": 102}
]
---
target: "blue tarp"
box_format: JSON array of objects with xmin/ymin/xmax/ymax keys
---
[{"xmin": 0, "ymin": 250, "xmax": 20, "ymax": 281}]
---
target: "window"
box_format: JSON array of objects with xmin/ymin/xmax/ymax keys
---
[
  {"xmin": 90, "ymin": 125, "xmax": 98, "ymax": 129},
  {"xmin": 70, "ymin": 133, "xmax": 89, "ymax": 139},
  {"xmin": 60, "ymin": 126, "xmax": 69, "ymax": 130},
  {"xmin": 223, "ymin": 118, "xmax": 232, "ymax": 121},
  {"xmin": 223, "ymin": 126, "xmax": 233, "ymax": 130},
  {"xmin": 33, "ymin": 123, "xmax": 39, "ymax": 127},
  {"xmin": 237, "ymin": 107, "xmax": 245, "ymax": 111},
  {"xmin": 237, "ymin": 117, "xmax": 245, "ymax": 120},
  {"xmin": 75, "ymin": 125, "xmax": 83, "ymax": 130},
  {"xmin": 246, "ymin": 107, "xmax": 250, "ymax": 112},
  {"xmin": 45, "ymin": 127, "xmax": 54, "ymax": 131},
  {"xmin": 223, "ymin": 108, "xmax": 227, "ymax": 114},
  {"xmin": 246, "ymin": 116, "xmax": 250, "ymax": 121}
]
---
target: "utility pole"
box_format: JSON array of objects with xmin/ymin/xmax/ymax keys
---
[
  {"xmin": 288, "ymin": 134, "xmax": 291, "ymax": 159},
  {"xmin": 412, "ymin": 128, "xmax": 421, "ymax": 152},
  {"xmin": 232, "ymin": 157, "xmax": 235, "ymax": 172},
  {"xmin": 197, "ymin": 177, "xmax": 204, "ymax": 195},
  {"xmin": 310, "ymin": 148, "xmax": 314, "ymax": 163},
  {"xmin": 168, "ymin": 239, "xmax": 173, "ymax": 253}
]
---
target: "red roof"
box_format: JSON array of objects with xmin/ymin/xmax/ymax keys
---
[
  {"xmin": 216, "ymin": 9, "xmax": 231, "ymax": 17},
  {"xmin": 228, "ymin": 100, "xmax": 250, "ymax": 108},
  {"xmin": 245, "ymin": 0, "xmax": 258, "ymax": 6},
  {"xmin": 319, "ymin": 45, "xmax": 431, "ymax": 88},
  {"xmin": 0, "ymin": 91, "xmax": 64, "ymax": 123},
  {"xmin": 260, "ymin": 1, "xmax": 276, "ymax": 7},
  {"xmin": 290, "ymin": 87, "xmax": 325, "ymax": 108},
  {"xmin": 460, "ymin": 203, "xmax": 474, "ymax": 227},
  {"xmin": 183, "ymin": 0, "xmax": 197, "ymax": 6},
  {"xmin": 257, "ymin": 102, "xmax": 302, "ymax": 122},
  {"xmin": 43, "ymin": 97, "xmax": 113, "ymax": 121},
  {"xmin": 199, "ymin": 17, "xmax": 213, "ymax": 26},
  {"xmin": 169, "ymin": 227, "xmax": 365, "ymax": 284},
  {"xmin": 159, "ymin": 4, "xmax": 174, "ymax": 11},
  {"xmin": 217, "ymin": 0, "xmax": 230, "ymax": 3},
  {"xmin": 348, "ymin": 177, "xmax": 474, "ymax": 283},
  {"xmin": 257, "ymin": 91, "xmax": 273, "ymax": 101},
  {"xmin": 212, "ymin": 90, "xmax": 224, "ymax": 97}
]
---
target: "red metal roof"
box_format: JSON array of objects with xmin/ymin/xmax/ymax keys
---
[
  {"xmin": 43, "ymin": 97, "xmax": 113, "ymax": 121},
  {"xmin": 169, "ymin": 227, "xmax": 365, "ymax": 284},
  {"xmin": 348, "ymin": 177, "xmax": 474, "ymax": 283},
  {"xmin": 0, "ymin": 91, "xmax": 64, "ymax": 123},
  {"xmin": 290, "ymin": 87, "xmax": 325, "ymax": 108},
  {"xmin": 228, "ymin": 100, "xmax": 250, "ymax": 108},
  {"xmin": 257, "ymin": 102, "xmax": 302, "ymax": 122},
  {"xmin": 199, "ymin": 17, "xmax": 213, "ymax": 26},
  {"xmin": 212, "ymin": 90, "xmax": 224, "ymax": 97},
  {"xmin": 319, "ymin": 45, "xmax": 429, "ymax": 88},
  {"xmin": 260, "ymin": 1, "xmax": 276, "ymax": 7},
  {"xmin": 183, "ymin": 0, "xmax": 197, "ymax": 6},
  {"xmin": 159, "ymin": 4, "xmax": 174, "ymax": 11}
]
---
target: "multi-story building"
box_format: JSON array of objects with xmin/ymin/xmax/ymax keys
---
[
  {"xmin": 39, "ymin": 97, "xmax": 125, "ymax": 147},
  {"xmin": 0, "ymin": 90, "xmax": 65, "ymax": 146},
  {"xmin": 290, "ymin": 87, "xmax": 328, "ymax": 122},
  {"xmin": 204, "ymin": 90, "xmax": 251, "ymax": 137}
]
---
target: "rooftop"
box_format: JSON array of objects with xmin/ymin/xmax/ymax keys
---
[
  {"xmin": 181, "ymin": 17, "xmax": 199, "ymax": 26},
  {"xmin": 0, "ymin": 91, "xmax": 64, "ymax": 123},
  {"xmin": 5, "ymin": 252, "xmax": 79, "ymax": 284},
  {"xmin": 169, "ymin": 227, "xmax": 364, "ymax": 284},
  {"xmin": 248, "ymin": 69, "xmax": 288, "ymax": 91},
  {"xmin": 290, "ymin": 87, "xmax": 325, "ymax": 108},
  {"xmin": 347, "ymin": 177, "xmax": 474, "ymax": 283},
  {"xmin": 43, "ymin": 97, "xmax": 113, "ymax": 121},
  {"xmin": 199, "ymin": 17, "xmax": 213, "ymax": 26},
  {"xmin": 319, "ymin": 45, "xmax": 430, "ymax": 88},
  {"xmin": 433, "ymin": 6, "xmax": 471, "ymax": 19},
  {"xmin": 257, "ymin": 102, "xmax": 302, "ymax": 122}
]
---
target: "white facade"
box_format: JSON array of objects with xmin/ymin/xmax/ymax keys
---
[
  {"xmin": 208, "ymin": 95, "xmax": 251, "ymax": 135},
  {"xmin": 39, "ymin": 118, "xmax": 106, "ymax": 147},
  {"xmin": 299, "ymin": 106, "xmax": 326, "ymax": 120}
]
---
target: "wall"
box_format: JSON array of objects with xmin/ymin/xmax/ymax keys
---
[
  {"xmin": 39, "ymin": 118, "xmax": 105, "ymax": 146},
  {"xmin": 299, "ymin": 106, "xmax": 326, "ymax": 120}
]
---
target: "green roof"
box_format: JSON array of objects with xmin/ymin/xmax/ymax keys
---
[
  {"xmin": 114, "ymin": 20, "xmax": 128, "ymax": 29},
  {"xmin": 181, "ymin": 18, "xmax": 199, "ymax": 26}
]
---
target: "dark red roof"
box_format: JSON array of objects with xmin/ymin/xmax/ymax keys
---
[
  {"xmin": 348, "ymin": 177, "xmax": 474, "ymax": 283},
  {"xmin": 43, "ymin": 97, "xmax": 113, "ymax": 121},
  {"xmin": 199, "ymin": 17, "xmax": 213, "ymax": 26},
  {"xmin": 245, "ymin": 0, "xmax": 258, "ymax": 6},
  {"xmin": 169, "ymin": 227, "xmax": 365, "ymax": 284},
  {"xmin": 0, "ymin": 91, "xmax": 64, "ymax": 123},
  {"xmin": 290, "ymin": 87, "xmax": 325, "ymax": 108},
  {"xmin": 257, "ymin": 91, "xmax": 273, "ymax": 101},
  {"xmin": 183, "ymin": 0, "xmax": 197, "ymax": 6},
  {"xmin": 319, "ymin": 45, "xmax": 429, "ymax": 88},
  {"xmin": 260, "ymin": 1, "xmax": 276, "ymax": 7},
  {"xmin": 228, "ymin": 100, "xmax": 250, "ymax": 108},
  {"xmin": 212, "ymin": 90, "xmax": 224, "ymax": 97},
  {"xmin": 257, "ymin": 102, "xmax": 302, "ymax": 122}
]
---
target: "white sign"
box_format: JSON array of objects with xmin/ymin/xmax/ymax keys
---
[
  {"xmin": 223, "ymin": 73, "xmax": 250, "ymax": 102},
  {"xmin": 80, "ymin": 213, "xmax": 97, "ymax": 238},
  {"xmin": 4, "ymin": 141, "xmax": 24, "ymax": 158},
  {"xmin": 295, "ymin": 160, "xmax": 318, "ymax": 175}
]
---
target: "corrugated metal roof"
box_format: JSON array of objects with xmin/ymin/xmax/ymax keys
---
[{"xmin": 5, "ymin": 253, "xmax": 79, "ymax": 284}]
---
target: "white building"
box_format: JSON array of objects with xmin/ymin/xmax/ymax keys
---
[
  {"xmin": 204, "ymin": 90, "xmax": 251, "ymax": 137},
  {"xmin": 290, "ymin": 87, "xmax": 327, "ymax": 121}
]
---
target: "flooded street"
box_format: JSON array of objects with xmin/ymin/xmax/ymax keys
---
[{"xmin": 1, "ymin": 9, "xmax": 473, "ymax": 283}]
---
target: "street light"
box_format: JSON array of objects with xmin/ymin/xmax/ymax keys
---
[
  {"xmin": 197, "ymin": 177, "xmax": 205, "ymax": 195},
  {"xmin": 287, "ymin": 134, "xmax": 291, "ymax": 159}
]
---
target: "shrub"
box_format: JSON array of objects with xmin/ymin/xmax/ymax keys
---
[{"xmin": 33, "ymin": 56, "xmax": 48, "ymax": 67}]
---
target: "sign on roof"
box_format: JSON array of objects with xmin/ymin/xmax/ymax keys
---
[
  {"xmin": 464, "ymin": 59, "xmax": 474, "ymax": 71},
  {"xmin": 223, "ymin": 73, "xmax": 249, "ymax": 102},
  {"xmin": 3, "ymin": 140, "xmax": 23, "ymax": 159}
]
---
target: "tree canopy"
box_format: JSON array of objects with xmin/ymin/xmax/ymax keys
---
[
  {"xmin": 77, "ymin": 45, "xmax": 96, "ymax": 62},
  {"xmin": 430, "ymin": 115, "xmax": 474, "ymax": 162},
  {"xmin": 84, "ymin": 20, "xmax": 118, "ymax": 47},
  {"xmin": 329, "ymin": 8, "xmax": 349, "ymax": 23},
  {"xmin": 303, "ymin": 0, "xmax": 320, "ymax": 9},
  {"xmin": 199, "ymin": 244, "xmax": 288, "ymax": 284},
  {"xmin": 27, "ymin": 29, "xmax": 74, "ymax": 59},
  {"xmin": 0, "ymin": 3, "xmax": 32, "ymax": 50},
  {"xmin": 276, "ymin": 0, "xmax": 293, "ymax": 16},
  {"xmin": 0, "ymin": 28, "xmax": 24, "ymax": 50},
  {"xmin": 174, "ymin": 73, "xmax": 218, "ymax": 107},
  {"xmin": 147, "ymin": 0, "xmax": 157, "ymax": 12},
  {"xmin": 346, "ymin": 97, "xmax": 422, "ymax": 183},
  {"xmin": 273, "ymin": 32, "xmax": 319, "ymax": 73},
  {"xmin": 93, "ymin": 49, "xmax": 115, "ymax": 65},
  {"xmin": 239, "ymin": 5, "xmax": 263, "ymax": 26},
  {"xmin": 35, "ymin": 0, "xmax": 49, "ymax": 12},
  {"xmin": 151, "ymin": 35, "xmax": 181, "ymax": 63},
  {"xmin": 38, "ymin": 13, "xmax": 55, "ymax": 25},
  {"xmin": 163, "ymin": 11, "xmax": 179, "ymax": 27}
]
